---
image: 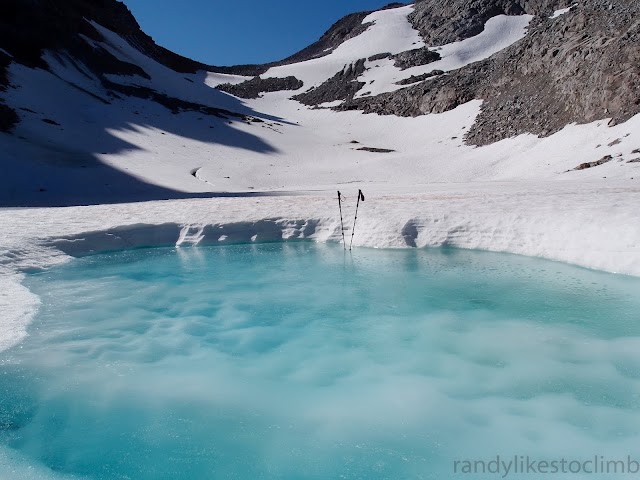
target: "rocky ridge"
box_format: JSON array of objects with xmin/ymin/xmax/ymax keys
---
[
  {"xmin": 1, "ymin": 0, "xmax": 638, "ymax": 147},
  {"xmin": 216, "ymin": 76, "xmax": 304, "ymax": 99},
  {"xmin": 392, "ymin": 47, "xmax": 441, "ymax": 70},
  {"xmin": 0, "ymin": 0, "xmax": 260, "ymax": 130},
  {"xmin": 337, "ymin": 0, "xmax": 640, "ymax": 145}
]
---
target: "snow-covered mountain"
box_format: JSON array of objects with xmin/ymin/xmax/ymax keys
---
[{"xmin": 0, "ymin": 0, "xmax": 638, "ymax": 206}]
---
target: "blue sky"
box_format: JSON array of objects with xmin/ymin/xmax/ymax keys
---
[{"xmin": 124, "ymin": 0, "xmax": 400, "ymax": 66}]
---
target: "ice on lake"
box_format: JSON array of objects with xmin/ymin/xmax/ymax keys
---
[{"xmin": 1, "ymin": 243, "xmax": 640, "ymax": 479}]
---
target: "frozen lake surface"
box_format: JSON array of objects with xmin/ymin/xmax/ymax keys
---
[{"xmin": 1, "ymin": 243, "xmax": 640, "ymax": 479}]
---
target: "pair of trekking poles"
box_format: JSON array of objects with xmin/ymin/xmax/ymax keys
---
[{"xmin": 337, "ymin": 189, "xmax": 365, "ymax": 251}]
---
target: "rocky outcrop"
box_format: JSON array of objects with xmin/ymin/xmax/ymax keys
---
[
  {"xmin": 337, "ymin": 60, "xmax": 487, "ymax": 116},
  {"xmin": 408, "ymin": 0, "xmax": 563, "ymax": 46},
  {"xmin": 357, "ymin": 147, "xmax": 396, "ymax": 153},
  {"xmin": 368, "ymin": 53, "xmax": 393, "ymax": 62},
  {"xmin": 393, "ymin": 47, "xmax": 441, "ymax": 70},
  {"xmin": 293, "ymin": 59, "xmax": 367, "ymax": 106},
  {"xmin": 100, "ymin": 79, "xmax": 250, "ymax": 120},
  {"xmin": 216, "ymin": 76, "xmax": 303, "ymax": 99},
  {"xmin": 466, "ymin": 0, "xmax": 640, "ymax": 144},
  {"xmin": 339, "ymin": 0, "xmax": 640, "ymax": 146},
  {"xmin": 573, "ymin": 155, "xmax": 613, "ymax": 170},
  {"xmin": 2, "ymin": 0, "xmax": 637, "ymax": 148},
  {"xmin": 395, "ymin": 70, "xmax": 445, "ymax": 85}
]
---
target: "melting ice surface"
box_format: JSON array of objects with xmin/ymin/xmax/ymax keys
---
[{"xmin": 1, "ymin": 243, "xmax": 640, "ymax": 480}]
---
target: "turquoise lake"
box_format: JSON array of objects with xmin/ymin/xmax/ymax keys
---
[{"xmin": 1, "ymin": 243, "xmax": 640, "ymax": 479}]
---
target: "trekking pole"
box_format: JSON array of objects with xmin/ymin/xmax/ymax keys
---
[
  {"xmin": 337, "ymin": 190, "xmax": 346, "ymax": 250},
  {"xmin": 349, "ymin": 189, "xmax": 365, "ymax": 251}
]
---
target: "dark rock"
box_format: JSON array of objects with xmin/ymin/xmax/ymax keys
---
[
  {"xmin": 467, "ymin": 0, "xmax": 640, "ymax": 145},
  {"xmin": 368, "ymin": 52, "xmax": 393, "ymax": 61},
  {"xmin": 339, "ymin": 61, "xmax": 484, "ymax": 115},
  {"xmin": 42, "ymin": 118, "xmax": 60, "ymax": 125},
  {"xmin": 357, "ymin": 147, "xmax": 396, "ymax": 153},
  {"xmin": 395, "ymin": 70, "xmax": 445, "ymax": 85},
  {"xmin": 392, "ymin": 47, "xmax": 441, "ymax": 70},
  {"xmin": 574, "ymin": 155, "xmax": 613, "ymax": 170},
  {"xmin": 0, "ymin": 103, "xmax": 19, "ymax": 132},
  {"xmin": 293, "ymin": 59, "xmax": 367, "ymax": 105},
  {"xmin": 631, "ymin": 148, "xmax": 640, "ymax": 154},
  {"xmin": 216, "ymin": 76, "xmax": 303, "ymax": 99},
  {"xmin": 101, "ymin": 79, "xmax": 247, "ymax": 120},
  {"xmin": 382, "ymin": 3, "xmax": 407, "ymax": 9},
  {"xmin": 627, "ymin": 158, "xmax": 640, "ymax": 163}
]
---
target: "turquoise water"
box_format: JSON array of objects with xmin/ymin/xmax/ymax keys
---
[{"xmin": 1, "ymin": 243, "xmax": 640, "ymax": 479}]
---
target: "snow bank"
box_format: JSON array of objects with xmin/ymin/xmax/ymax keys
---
[
  {"xmin": 1, "ymin": 181, "xmax": 639, "ymax": 354},
  {"xmin": 550, "ymin": 7, "xmax": 574, "ymax": 18},
  {"xmin": 0, "ymin": 274, "xmax": 39, "ymax": 353}
]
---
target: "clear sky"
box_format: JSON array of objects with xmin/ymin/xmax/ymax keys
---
[{"xmin": 123, "ymin": 0, "xmax": 401, "ymax": 66}]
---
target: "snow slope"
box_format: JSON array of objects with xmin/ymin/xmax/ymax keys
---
[
  {"xmin": 2, "ymin": 4, "xmax": 637, "ymax": 201},
  {"xmin": 258, "ymin": 5, "xmax": 424, "ymax": 90},
  {"xmin": 0, "ymin": 4, "xmax": 639, "ymax": 353},
  {"xmin": 356, "ymin": 14, "xmax": 533, "ymax": 97}
]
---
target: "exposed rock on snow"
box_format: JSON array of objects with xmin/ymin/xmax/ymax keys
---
[
  {"xmin": 216, "ymin": 76, "xmax": 304, "ymax": 99},
  {"xmin": 368, "ymin": 52, "xmax": 393, "ymax": 62},
  {"xmin": 356, "ymin": 146, "xmax": 396, "ymax": 153},
  {"xmin": 392, "ymin": 47, "xmax": 441, "ymax": 70},
  {"xmin": 395, "ymin": 70, "xmax": 445, "ymax": 85},
  {"xmin": 339, "ymin": 62, "xmax": 484, "ymax": 115},
  {"xmin": 101, "ymin": 78, "xmax": 249, "ymax": 118},
  {"xmin": 573, "ymin": 155, "xmax": 613, "ymax": 170},
  {"xmin": 292, "ymin": 59, "xmax": 367, "ymax": 105}
]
